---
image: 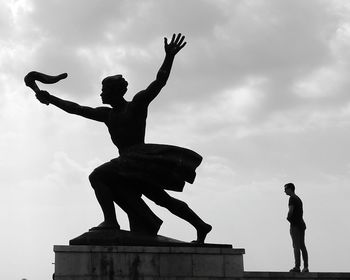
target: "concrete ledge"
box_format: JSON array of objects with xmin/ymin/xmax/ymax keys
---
[
  {"xmin": 54, "ymin": 245, "xmax": 245, "ymax": 279},
  {"xmin": 54, "ymin": 245, "xmax": 244, "ymax": 255},
  {"xmin": 69, "ymin": 228, "xmax": 234, "ymax": 248},
  {"xmin": 244, "ymin": 271, "xmax": 350, "ymax": 279}
]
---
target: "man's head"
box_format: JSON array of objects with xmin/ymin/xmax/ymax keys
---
[
  {"xmin": 284, "ymin": 183, "xmax": 295, "ymax": 196},
  {"xmin": 101, "ymin": 75, "xmax": 128, "ymax": 104}
]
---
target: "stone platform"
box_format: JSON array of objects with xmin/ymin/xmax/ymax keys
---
[
  {"xmin": 243, "ymin": 271, "xmax": 350, "ymax": 280},
  {"xmin": 54, "ymin": 244, "xmax": 245, "ymax": 279},
  {"xmin": 69, "ymin": 228, "xmax": 196, "ymax": 247}
]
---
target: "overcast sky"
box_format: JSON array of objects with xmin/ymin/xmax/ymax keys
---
[{"xmin": 1, "ymin": 0, "xmax": 350, "ymax": 279}]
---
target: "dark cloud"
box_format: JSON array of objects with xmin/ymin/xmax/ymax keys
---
[
  {"xmin": 101, "ymin": 0, "xmax": 342, "ymax": 123},
  {"xmin": 3, "ymin": 0, "xmax": 345, "ymax": 109},
  {"xmin": 2, "ymin": 2, "xmax": 350, "ymax": 277},
  {"xmin": 27, "ymin": 0, "xmax": 128, "ymax": 45},
  {"xmin": 178, "ymin": 0, "xmax": 337, "ymax": 99}
]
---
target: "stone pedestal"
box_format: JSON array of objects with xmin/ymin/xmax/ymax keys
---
[
  {"xmin": 243, "ymin": 271, "xmax": 350, "ymax": 280},
  {"xmin": 54, "ymin": 245, "xmax": 245, "ymax": 279}
]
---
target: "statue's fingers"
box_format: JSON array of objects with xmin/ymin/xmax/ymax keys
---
[
  {"xmin": 177, "ymin": 41, "xmax": 187, "ymax": 52},
  {"xmin": 171, "ymin": 33, "xmax": 176, "ymax": 43},
  {"xmin": 177, "ymin": 35, "xmax": 185, "ymax": 46},
  {"xmin": 174, "ymin": 33, "xmax": 182, "ymax": 44}
]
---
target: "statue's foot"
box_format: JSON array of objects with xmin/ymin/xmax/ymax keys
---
[
  {"xmin": 90, "ymin": 220, "xmax": 120, "ymax": 231},
  {"xmin": 192, "ymin": 223, "xmax": 212, "ymax": 244}
]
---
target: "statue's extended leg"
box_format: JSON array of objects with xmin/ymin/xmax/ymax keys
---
[{"xmin": 143, "ymin": 188, "xmax": 212, "ymax": 243}]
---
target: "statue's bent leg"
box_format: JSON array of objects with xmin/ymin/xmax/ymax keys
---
[
  {"xmin": 89, "ymin": 161, "xmax": 162, "ymax": 235},
  {"xmin": 143, "ymin": 187, "xmax": 212, "ymax": 243},
  {"xmin": 89, "ymin": 169, "xmax": 120, "ymax": 229}
]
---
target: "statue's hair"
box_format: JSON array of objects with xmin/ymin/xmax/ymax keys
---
[
  {"xmin": 102, "ymin": 75, "xmax": 128, "ymax": 92},
  {"xmin": 284, "ymin": 182, "xmax": 295, "ymax": 192}
]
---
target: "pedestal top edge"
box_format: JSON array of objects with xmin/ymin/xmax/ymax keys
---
[
  {"xmin": 244, "ymin": 271, "xmax": 350, "ymax": 278},
  {"xmin": 54, "ymin": 245, "xmax": 245, "ymax": 254}
]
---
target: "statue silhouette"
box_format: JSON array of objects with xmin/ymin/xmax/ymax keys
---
[{"xmin": 25, "ymin": 33, "xmax": 211, "ymax": 243}]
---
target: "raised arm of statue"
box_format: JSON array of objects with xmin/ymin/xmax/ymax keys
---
[
  {"xmin": 36, "ymin": 90, "xmax": 110, "ymax": 122},
  {"xmin": 132, "ymin": 33, "xmax": 186, "ymax": 106}
]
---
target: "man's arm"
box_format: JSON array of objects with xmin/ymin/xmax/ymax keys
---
[
  {"xmin": 133, "ymin": 33, "xmax": 186, "ymax": 106},
  {"xmin": 287, "ymin": 205, "xmax": 294, "ymax": 222},
  {"xmin": 36, "ymin": 90, "xmax": 110, "ymax": 122}
]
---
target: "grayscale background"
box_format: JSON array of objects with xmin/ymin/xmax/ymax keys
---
[{"xmin": 0, "ymin": 0, "xmax": 349, "ymax": 279}]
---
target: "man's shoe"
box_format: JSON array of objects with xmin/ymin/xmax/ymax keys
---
[
  {"xmin": 289, "ymin": 267, "xmax": 301, "ymax": 272},
  {"xmin": 302, "ymin": 268, "xmax": 309, "ymax": 273}
]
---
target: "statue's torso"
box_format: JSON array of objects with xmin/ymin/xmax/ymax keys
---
[{"xmin": 106, "ymin": 102, "xmax": 147, "ymax": 152}]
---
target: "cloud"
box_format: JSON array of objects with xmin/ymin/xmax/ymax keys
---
[
  {"xmin": 0, "ymin": 1, "xmax": 13, "ymax": 38},
  {"xmin": 26, "ymin": 0, "xmax": 127, "ymax": 45},
  {"xmin": 294, "ymin": 66, "xmax": 345, "ymax": 98},
  {"xmin": 2, "ymin": 1, "xmax": 350, "ymax": 278}
]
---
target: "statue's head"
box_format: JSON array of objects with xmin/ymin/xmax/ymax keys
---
[{"xmin": 101, "ymin": 75, "xmax": 128, "ymax": 104}]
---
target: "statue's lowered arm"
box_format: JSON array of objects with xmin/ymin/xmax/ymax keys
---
[
  {"xmin": 24, "ymin": 71, "xmax": 68, "ymax": 104},
  {"xmin": 24, "ymin": 71, "xmax": 108, "ymax": 122}
]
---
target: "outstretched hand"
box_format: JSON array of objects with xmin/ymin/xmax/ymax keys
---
[{"xmin": 164, "ymin": 33, "xmax": 186, "ymax": 56}]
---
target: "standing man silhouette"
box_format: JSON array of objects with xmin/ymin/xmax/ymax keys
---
[{"xmin": 284, "ymin": 183, "xmax": 309, "ymax": 272}]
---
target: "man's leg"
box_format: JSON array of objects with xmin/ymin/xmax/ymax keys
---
[
  {"xmin": 300, "ymin": 229, "xmax": 309, "ymax": 270},
  {"xmin": 290, "ymin": 226, "xmax": 301, "ymax": 271},
  {"xmin": 142, "ymin": 187, "xmax": 212, "ymax": 243}
]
